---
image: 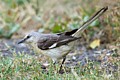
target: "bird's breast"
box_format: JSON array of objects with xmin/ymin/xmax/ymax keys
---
[{"xmin": 40, "ymin": 45, "xmax": 72, "ymax": 59}]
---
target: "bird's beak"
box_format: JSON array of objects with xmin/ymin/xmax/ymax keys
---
[{"xmin": 18, "ymin": 37, "xmax": 28, "ymax": 44}]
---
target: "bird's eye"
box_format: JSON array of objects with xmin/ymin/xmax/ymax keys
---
[{"xmin": 26, "ymin": 35, "xmax": 31, "ymax": 38}]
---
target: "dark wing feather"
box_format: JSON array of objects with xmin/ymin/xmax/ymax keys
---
[
  {"xmin": 37, "ymin": 35, "xmax": 58, "ymax": 50},
  {"xmin": 37, "ymin": 34, "xmax": 80, "ymax": 50},
  {"xmin": 50, "ymin": 35, "xmax": 80, "ymax": 49},
  {"xmin": 57, "ymin": 29, "xmax": 78, "ymax": 36}
]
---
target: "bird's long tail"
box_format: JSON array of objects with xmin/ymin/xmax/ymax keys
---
[{"xmin": 72, "ymin": 6, "xmax": 108, "ymax": 37}]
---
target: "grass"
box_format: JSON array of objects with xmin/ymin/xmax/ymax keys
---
[{"xmin": 0, "ymin": 52, "xmax": 119, "ymax": 80}]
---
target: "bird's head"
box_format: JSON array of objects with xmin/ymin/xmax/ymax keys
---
[{"xmin": 18, "ymin": 32, "xmax": 40, "ymax": 44}]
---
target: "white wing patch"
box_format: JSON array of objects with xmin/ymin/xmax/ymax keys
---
[{"xmin": 49, "ymin": 43, "xmax": 57, "ymax": 49}]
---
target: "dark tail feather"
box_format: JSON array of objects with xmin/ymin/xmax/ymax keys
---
[{"xmin": 72, "ymin": 6, "xmax": 108, "ymax": 37}]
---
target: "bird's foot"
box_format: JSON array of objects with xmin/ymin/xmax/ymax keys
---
[{"xmin": 58, "ymin": 68, "xmax": 64, "ymax": 74}]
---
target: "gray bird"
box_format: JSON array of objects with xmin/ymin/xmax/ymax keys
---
[{"xmin": 18, "ymin": 7, "xmax": 108, "ymax": 73}]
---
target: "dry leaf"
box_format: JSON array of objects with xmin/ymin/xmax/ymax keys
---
[{"xmin": 89, "ymin": 39, "xmax": 100, "ymax": 49}]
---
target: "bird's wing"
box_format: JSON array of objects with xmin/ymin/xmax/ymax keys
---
[
  {"xmin": 49, "ymin": 35, "xmax": 80, "ymax": 49},
  {"xmin": 37, "ymin": 35, "xmax": 57, "ymax": 50},
  {"xmin": 37, "ymin": 34, "xmax": 80, "ymax": 50}
]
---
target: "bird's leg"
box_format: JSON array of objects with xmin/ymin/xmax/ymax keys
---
[
  {"xmin": 52, "ymin": 59, "xmax": 58, "ymax": 72},
  {"xmin": 52, "ymin": 59, "xmax": 58, "ymax": 65},
  {"xmin": 53, "ymin": 61, "xmax": 57, "ymax": 65},
  {"xmin": 59, "ymin": 56, "xmax": 66, "ymax": 74}
]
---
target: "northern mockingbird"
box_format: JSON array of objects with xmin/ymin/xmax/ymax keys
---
[{"xmin": 18, "ymin": 7, "xmax": 108, "ymax": 72}]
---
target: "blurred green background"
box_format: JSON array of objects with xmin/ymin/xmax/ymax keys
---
[{"xmin": 0, "ymin": 0, "xmax": 119, "ymax": 43}]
